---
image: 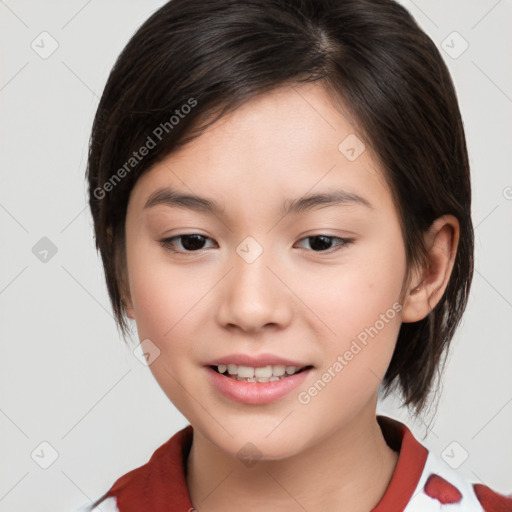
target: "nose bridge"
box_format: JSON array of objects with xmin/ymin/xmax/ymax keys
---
[
  {"xmin": 216, "ymin": 235, "xmax": 290, "ymax": 331},
  {"xmin": 235, "ymin": 239, "xmax": 273, "ymax": 295}
]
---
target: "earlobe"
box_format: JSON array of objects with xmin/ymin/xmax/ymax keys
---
[
  {"xmin": 125, "ymin": 302, "xmax": 135, "ymax": 319},
  {"xmin": 401, "ymin": 215, "xmax": 460, "ymax": 323},
  {"xmin": 118, "ymin": 255, "xmax": 135, "ymax": 319},
  {"xmin": 123, "ymin": 287, "xmax": 135, "ymax": 319},
  {"xmin": 119, "ymin": 275, "xmax": 135, "ymax": 319}
]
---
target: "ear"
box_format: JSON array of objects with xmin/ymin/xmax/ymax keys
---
[{"xmin": 401, "ymin": 215, "xmax": 460, "ymax": 323}]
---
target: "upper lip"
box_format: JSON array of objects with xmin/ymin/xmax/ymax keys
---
[{"xmin": 204, "ymin": 353, "xmax": 311, "ymax": 368}]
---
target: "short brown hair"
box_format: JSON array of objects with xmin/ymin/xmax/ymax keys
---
[{"xmin": 86, "ymin": 0, "xmax": 474, "ymax": 415}]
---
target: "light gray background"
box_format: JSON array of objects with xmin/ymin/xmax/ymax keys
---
[{"xmin": 0, "ymin": 0, "xmax": 511, "ymax": 510}]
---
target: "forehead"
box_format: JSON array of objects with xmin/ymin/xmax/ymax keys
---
[{"xmin": 127, "ymin": 82, "xmax": 391, "ymax": 218}]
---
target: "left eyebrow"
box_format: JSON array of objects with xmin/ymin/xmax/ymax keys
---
[
  {"xmin": 143, "ymin": 186, "xmax": 373, "ymax": 217},
  {"xmin": 279, "ymin": 190, "xmax": 373, "ymax": 216}
]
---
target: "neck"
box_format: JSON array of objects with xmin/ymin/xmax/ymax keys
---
[{"xmin": 186, "ymin": 404, "xmax": 399, "ymax": 512}]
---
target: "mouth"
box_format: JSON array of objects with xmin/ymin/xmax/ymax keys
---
[{"xmin": 209, "ymin": 363, "xmax": 314, "ymax": 383}]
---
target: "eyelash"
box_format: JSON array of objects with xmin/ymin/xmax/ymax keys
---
[{"xmin": 159, "ymin": 234, "xmax": 355, "ymax": 255}]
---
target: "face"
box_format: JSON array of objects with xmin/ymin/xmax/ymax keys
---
[{"xmin": 123, "ymin": 82, "xmax": 408, "ymax": 459}]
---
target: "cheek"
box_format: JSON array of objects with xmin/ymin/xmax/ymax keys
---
[
  {"xmin": 301, "ymin": 242, "xmax": 406, "ymax": 341},
  {"xmin": 299, "ymin": 230, "xmax": 406, "ymax": 395},
  {"xmin": 126, "ymin": 246, "xmax": 207, "ymax": 410},
  {"xmin": 127, "ymin": 242, "xmax": 205, "ymax": 339}
]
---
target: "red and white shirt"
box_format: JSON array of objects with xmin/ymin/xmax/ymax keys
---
[{"xmin": 75, "ymin": 416, "xmax": 512, "ymax": 511}]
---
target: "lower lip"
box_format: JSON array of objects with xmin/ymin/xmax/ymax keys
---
[{"xmin": 205, "ymin": 367, "xmax": 311, "ymax": 405}]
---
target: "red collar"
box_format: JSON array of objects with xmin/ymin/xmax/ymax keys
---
[
  {"xmin": 372, "ymin": 416, "xmax": 429, "ymax": 511},
  {"xmin": 104, "ymin": 415, "xmax": 428, "ymax": 512}
]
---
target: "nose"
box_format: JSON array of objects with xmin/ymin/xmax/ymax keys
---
[{"xmin": 216, "ymin": 249, "xmax": 293, "ymax": 334}]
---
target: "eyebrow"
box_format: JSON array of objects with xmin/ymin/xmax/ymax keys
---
[{"xmin": 143, "ymin": 186, "xmax": 373, "ymax": 217}]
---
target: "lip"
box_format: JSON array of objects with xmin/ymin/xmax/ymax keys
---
[
  {"xmin": 204, "ymin": 353, "xmax": 309, "ymax": 368},
  {"xmin": 205, "ymin": 366, "xmax": 313, "ymax": 405}
]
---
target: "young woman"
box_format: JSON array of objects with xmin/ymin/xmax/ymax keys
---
[{"xmin": 79, "ymin": 0, "xmax": 511, "ymax": 510}]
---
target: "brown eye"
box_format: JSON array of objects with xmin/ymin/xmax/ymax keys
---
[
  {"xmin": 160, "ymin": 234, "xmax": 215, "ymax": 253},
  {"xmin": 296, "ymin": 235, "xmax": 354, "ymax": 252}
]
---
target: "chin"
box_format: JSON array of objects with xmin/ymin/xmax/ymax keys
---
[{"xmin": 197, "ymin": 415, "xmax": 314, "ymax": 462}]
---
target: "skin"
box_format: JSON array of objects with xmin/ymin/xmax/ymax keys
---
[{"xmin": 122, "ymin": 82, "xmax": 459, "ymax": 511}]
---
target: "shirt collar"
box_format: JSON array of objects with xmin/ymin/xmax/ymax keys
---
[
  {"xmin": 372, "ymin": 415, "xmax": 429, "ymax": 511},
  {"xmin": 106, "ymin": 415, "xmax": 428, "ymax": 512}
]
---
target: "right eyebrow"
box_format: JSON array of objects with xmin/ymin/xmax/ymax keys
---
[{"xmin": 144, "ymin": 187, "xmax": 225, "ymax": 216}]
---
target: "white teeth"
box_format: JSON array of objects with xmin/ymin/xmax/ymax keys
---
[
  {"xmin": 237, "ymin": 365, "xmax": 254, "ymax": 378},
  {"xmin": 254, "ymin": 365, "xmax": 272, "ymax": 378},
  {"xmin": 272, "ymin": 365, "xmax": 286, "ymax": 376},
  {"xmin": 216, "ymin": 363, "xmax": 302, "ymax": 378}
]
